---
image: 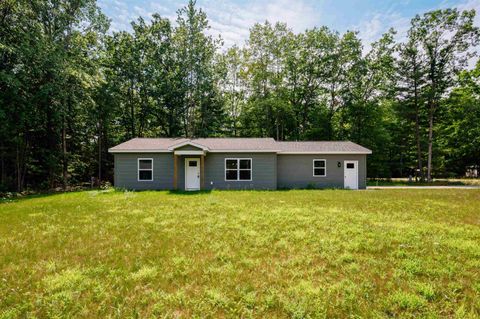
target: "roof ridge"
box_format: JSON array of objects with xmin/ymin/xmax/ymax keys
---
[
  {"xmin": 193, "ymin": 137, "xmax": 274, "ymax": 139},
  {"xmin": 275, "ymin": 140, "xmax": 353, "ymax": 143},
  {"xmin": 131, "ymin": 137, "xmax": 187, "ymax": 140}
]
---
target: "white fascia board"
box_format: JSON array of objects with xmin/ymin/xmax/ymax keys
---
[
  {"xmin": 109, "ymin": 149, "xmax": 372, "ymax": 154},
  {"xmin": 174, "ymin": 150, "xmax": 205, "ymax": 155},
  {"xmin": 108, "ymin": 149, "xmax": 171, "ymax": 153},
  {"xmin": 208, "ymin": 150, "xmax": 281, "ymax": 153}
]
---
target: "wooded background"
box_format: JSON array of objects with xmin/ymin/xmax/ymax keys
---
[{"xmin": 1, "ymin": 0, "xmax": 479, "ymax": 191}]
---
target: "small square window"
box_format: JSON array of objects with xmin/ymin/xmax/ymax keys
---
[
  {"xmin": 189, "ymin": 161, "xmax": 197, "ymax": 167},
  {"xmin": 347, "ymin": 163, "xmax": 355, "ymax": 169}
]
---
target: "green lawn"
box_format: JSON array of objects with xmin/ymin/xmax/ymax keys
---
[{"xmin": 1, "ymin": 190, "xmax": 479, "ymax": 318}]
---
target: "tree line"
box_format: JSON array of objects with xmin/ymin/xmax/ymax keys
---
[{"xmin": 1, "ymin": 0, "xmax": 479, "ymax": 191}]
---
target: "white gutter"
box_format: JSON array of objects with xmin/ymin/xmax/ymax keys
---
[
  {"xmin": 278, "ymin": 151, "xmax": 372, "ymax": 155},
  {"xmin": 108, "ymin": 149, "xmax": 171, "ymax": 153},
  {"xmin": 108, "ymin": 149, "xmax": 371, "ymax": 154}
]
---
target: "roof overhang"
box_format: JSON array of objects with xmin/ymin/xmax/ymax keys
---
[
  {"xmin": 108, "ymin": 149, "xmax": 372, "ymax": 154},
  {"xmin": 174, "ymin": 150, "xmax": 206, "ymax": 155},
  {"xmin": 208, "ymin": 150, "xmax": 281, "ymax": 153},
  {"xmin": 108, "ymin": 149, "xmax": 171, "ymax": 153}
]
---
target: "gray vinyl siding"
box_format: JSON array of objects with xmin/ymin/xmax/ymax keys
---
[
  {"xmin": 277, "ymin": 154, "xmax": 367, "ymax": 189},
  {"xmin": 204, "ymin": 153, "xmax": 277, "ymax": 190},
  {"xmin": 113, "ymin": 153, "xmax": 174, "ymax": 190},
  {"xmin": 113, "ymin": 152, "xmax": 366, "ymax": 190}
]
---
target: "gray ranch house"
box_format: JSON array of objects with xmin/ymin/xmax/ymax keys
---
[{"xmin": 108, "ymin": 138, "xmax": 372, "ymax": 190}]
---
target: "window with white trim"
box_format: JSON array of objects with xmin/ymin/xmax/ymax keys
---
[
  {"xmin": 138, "ymin": 158, "xmax": 153, "ymax": 181},
  {"xmin": 225, "ymin": 158, "xmax": 252, "ymax": 181},
  {"xmin": 313, "ymin": 159, "xmax": 326, "ymax": 177}
]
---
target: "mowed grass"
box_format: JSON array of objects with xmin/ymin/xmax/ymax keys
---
[{"xmin": 1, "ymin": 189, "xmax": 479, "ymax": 318}]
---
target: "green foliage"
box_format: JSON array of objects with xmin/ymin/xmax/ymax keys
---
[
  {"xmin": 0, "ymin": 1, "xmax": 479, "ymax": 191},
  {"xmin": 1, "ymin": 189, "xmax": 480, "ymax": 317}
]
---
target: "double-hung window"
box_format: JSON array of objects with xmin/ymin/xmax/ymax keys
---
[
  {"xmin": 225, "ymin": 158, "xmax": 252, "ymax": 181},
  {"xmin": 313, "ymin": 159, "xmax": 326, "ymax": 177},
  {"xmin": 138, "ymin": 158, "xmax": 153, "ymax": 181}
]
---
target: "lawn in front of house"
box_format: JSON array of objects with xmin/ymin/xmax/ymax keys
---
[{"xmin": 1, "ymin": 189, "xmax": 479, "ymax": 318}]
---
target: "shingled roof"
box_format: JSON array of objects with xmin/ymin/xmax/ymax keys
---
[
  {"xmin": 108, "ymin": 138, "xmax": 371, "ymax": 154},
  {"xmin": 275, "ymin": 141, "xmax": 372, "ymax": 154}
]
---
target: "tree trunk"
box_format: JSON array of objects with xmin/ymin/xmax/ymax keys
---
[
  {"xmin": 98, "ymin": 122, "xmax": 102, "ymax": 183},
  {"xmin": 427, "ymin": 105, "xmax": 434, "ymax": 182},
  {"xmin": 328, "ymin": 88, "xmax": 336, "ymax": 140},
  {"xmin": 276, "ymin": 119, "xmax": 279, "ymax": 141},
  {"xmin": 0, "ymin": 141, "xmax": 4, "ymax": 188},
  {"xmin": 15, "ymin": 136, "xmax": 27, "ymax": 192},
  {"xmin": 128, "ymin": 85, "xmax": 135, "ymax": 138},
  {"xmin": 414, "ymin": 111, "xmax": 424, "ymax": 181},
  {"xmin": 16, "ymin": 142, "xmax": 21, "ymax": 192},
  {"xmin": 232, "ymin": 97, "xmax": 237, "ymax": 137},
  {"xmin": 413, "ymin": 82, "xmax": 424, "ymax": 181},
  {"xmin": 62, "ymin": 117, "xmax": 67, "ymax": 190}
]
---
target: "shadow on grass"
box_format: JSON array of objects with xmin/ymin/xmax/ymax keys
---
[
  {"xmin": 1, "ymin": 187, "xmax": 355, "ymax": 204},
  {"xmin": 0, "ymin": 189, "xmax": 92, "ymax": 204},
  {"xmin": 367, "ymin": 180, "xmax": 466, "ymax": 187},
  {"xmin": 167, "ymin": 190, "xmax": 213, "ymax": 195}
]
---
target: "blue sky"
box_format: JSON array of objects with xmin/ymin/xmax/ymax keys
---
[{"xmin": 98, "ymin": 0, "xmax": 480, "ymax": 48}]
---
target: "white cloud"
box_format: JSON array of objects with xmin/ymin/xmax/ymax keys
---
[
  {"xmin": 354, "ymin": 9, "xmax": 411, "ymax": 53},
  {"xmin": 200, "ymin": 0, "xmax": 319, "ymax": 48},
  {"xmin": 355, "ymin": 0, "xmax": 480, "ymax": 55},
  {"xmin": 99, "ymin": 0, "xmax": 319, "ymax": 48},
  {"xmin": 452, "ymin": 0, "xmax": 480, "ymax": 68},
  {"xmin": 100, "ymin": 0, "xmax": 479, "ymax": 59},
  {"xmin": 456, "ymin": 0, "xmax": 480, "ymax": 25}
]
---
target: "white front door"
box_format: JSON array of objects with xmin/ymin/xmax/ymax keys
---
[
  {"xmin": 185, "ymin": 158, "xmax": 200, "ymax": 190},
  {"xmin": 344, "ymin": 160, "xmax": 358, "ymax": 190}
]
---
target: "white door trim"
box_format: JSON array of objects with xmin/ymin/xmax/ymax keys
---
[
  {"xmin": 185, "ymin": 158, "xmax": 200, "ymax": 191},
  {"xmin": 344, "ymin": 160, "xmax": 359, "ymax": 190}
]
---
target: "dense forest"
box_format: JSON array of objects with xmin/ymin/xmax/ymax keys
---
[{"xmin": 1, "ymin": 0, "xmax": 479, "ymax": 191}]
